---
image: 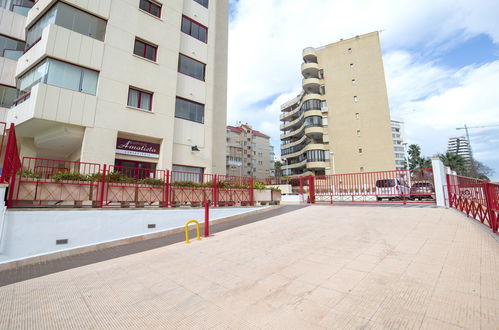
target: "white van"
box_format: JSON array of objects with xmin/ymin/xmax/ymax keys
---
[{"xmin": 375, "ymin": 178, "xmax": 411, "ymax": 201}]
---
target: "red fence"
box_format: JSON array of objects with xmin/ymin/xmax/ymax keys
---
[
  {"xmin": 312, "ymin": 168, "xmax": 435, "ymax": 204},
  {"xmin": 9, "ymin": 157, "xmax": 255, "ymax": 208},
  {"xmin": 0, "ymin": 123, "xmax": 21, "ymax": 185},
  {"xmin": 446, "ymin": 174, "xmax": 498, "ymax": 233}
]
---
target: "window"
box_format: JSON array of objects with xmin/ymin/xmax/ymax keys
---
[
  {"xmin": 357, "ymin": 129, "xmax": 361, "ymax": 136},
  {"xmin": 348, "ymin": 47, "xmax": 352, "ymax": 53},
  {"xmin": 318, "ymin": 69, "xmax": 324, "ymax": 79},
  {"xmin": 305, "ymin": 116, "xmax": 322, "ymax": 128},
  {"xmin": 193, "ymin": 0, "xmax": 209, "ymax": 8},
  {"xmin": 0, "ymin": 35, "xmax": 25, "ymax": 60},
  {"xmin": 0, "ymin": 84, "xmax": 22, "ymax": 108},
  {"xmin": 395, "ymin": 153, "xmax": 405, "ymax": 159},
  {"xmin": 172, "ymin": 165, "xmax": 204, "ymax": 183},
  {"xmin": 352, "ymin": 79, "xmax": 356, "ymax": 84},
  {"xmin": 175, "ymin": 97, "xmax": 205, "ymax": 123},
  {"xmin": 394, "ymin": 147, "xmax": 404, "ymax": 151},
  {"xmin": 1, "ymin": 0, "xmax": 34, "ymax": 16},
  {"xmin": 181, "ymin": 16, "xmax": 208, "ymax": 43},
  {"xmin": 134, "ymin": 39, "xmax": 157, "ymax": 61},
  {"xmin": 26, "ymin": 2, "xmax": 107, "ymax": 49},
  {"xmin": 355, "ymin": 113, "xmax": 359, "ymax": 119},
  {"xmin": 350, "ymin": 63, "xmax": 354, "ymax": 68},
  {"xmin": 139, "ymin": 0, "xmax": 161, "ymax": 18},
  {"xmin": 18, "ymin": 58, "xmax": 99, "ymax": 95},
  {"xmin": 320, "ymin": 85, "xmax": 326, "ymax": 95},
  {"xmin": 306, "ymin": 150, "xmax": 326, "ymax": 162},
  {"xmin": 178, "ymin": 54, "xmax": 206, "ymax": 80},
  {"xmin": 353, "ymin": 96, "xmax": 358, "ymax": 102},
  {"xmin": 128, "ymin": 87, "xmax": 152, "ymax": 111},
  {"xmin": 395, "ymin": 160, "xmax": 405, "ymax": 165},
  {"xmin": 358, "ymin": 148, "xmax": 363, "ymax": 154}
]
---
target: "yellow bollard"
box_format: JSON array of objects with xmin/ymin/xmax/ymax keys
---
[{"xmin": 185, "ymin": 220, "xmax": 201, "ymax": 244}]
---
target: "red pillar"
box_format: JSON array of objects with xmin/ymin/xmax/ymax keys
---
[
  {"xmin": 213, "ymin": 174, "xmax": 218, "ymax": 207},
  {"xmin": 99, "ymin": 164, "xmax": 107, "ymax": 208},
  {"xmin": 484, "ymin": 182, "xmax": 498, "ymax": 233},
  {"xmin": 165, "ymin": 170, "xmax": 170, "ymax": 208},
  {"xmin": 204, "ymin": 200, "xmax": 210, "ymax": 237},
  {"xmin": 308, "ymin": 176, "xmax": 315, "ymax": 204},
  {"xmin": 249, "ymin": 177, "xmax": 254, "ymax": 206}
]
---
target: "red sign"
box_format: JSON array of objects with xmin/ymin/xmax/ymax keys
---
[{"xmin": 116, "ymin": 138, "xmax": 160, "ymax": 158}]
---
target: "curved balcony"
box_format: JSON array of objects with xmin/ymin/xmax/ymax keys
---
[
  {"xmin": 306, "ymin": 161, "xmax": 329, "ymax": 170},
  {"xmin": 280, "ymin": 122, "xmax": 306, "ymax": 140},
  {"xmin": 283, "ymin": 143, "xmax": 326, "ymax": 160},
  {"xmin": 302, "ymin": 47, "xmax": 317, "ymax": 63},
  {"xmin": 281, "ymin": 134, "xmax": 307, "ymax": 150},
  {"xmin": 301, "ymin": 62, "xmax": 320, "ymax": 78},
  {"xmin": 280, "ymin": 105, "xmax": 301, "ymax": 121},
  {"xmin": 305, "ymin": 126, "xmax": 323, "ymax": 137},
  {"xmin": 281, "ymin": 91, "xmax": 304, "ymax": 111},
  {"xmin": 302, "ymin": 77, "xmax": 321, "ymax": 89},
  {"xmin": 303, "ymin": 93, "xmax": 322, "ymax": 103},
  {"xmin": 282, "ymin": 158, "xmax": 307, "ymax": 170},
  {"xmin": 303, "ymin": 110, "xmax": 322, "ymax": 119}
]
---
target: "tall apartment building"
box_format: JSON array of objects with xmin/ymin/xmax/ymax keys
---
[
  {"xmin": 391, "ymin": 119, "xmax": 407, "ymax": 170},
  {"xmin": 280, "ymin": 32, "xmax": 395, "ymax": 176},
  {"xmin": 448, "ymin": 136, "xmax": 472, "ymax": 164},
  {"xmin": 226, "ymin": 123, "xmax": 273, "ymax": 178},
  {"xmin": 1, "ymin": 0, "xmax": 228, "ymax": 176}
]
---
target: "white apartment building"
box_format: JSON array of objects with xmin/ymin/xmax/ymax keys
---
[
  {"xmin": 448, "ymin": 136, "xmax": 472, "ymax": 164},
  {"xmin": 2, "ymin": 0, "xmax": 228, "ymax": 175},
  {"xmin": 391, "ymin": 119, "xmax": 407, "ymax": 170}
]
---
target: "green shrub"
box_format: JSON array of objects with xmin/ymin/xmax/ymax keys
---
[
  {"xmin": 137, "ymin": 177, "xmax": 164, "ymax": 186},
  {"xmin": 52, "ymin": 171, "xmax": 89, "ymax": 182},
  {"xmin": 18, "ymin": 170, "xmax": 41, "ymax": 179}
]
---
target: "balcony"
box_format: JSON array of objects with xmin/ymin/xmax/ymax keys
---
[
  {"xmin": 306, "ymin": 161, "xmax": 328, "ymax": 170},
  {"xmin": 283, "ymin": 143, "xmax": 326, "ymax": 160},
  {"xmin": 281, "ymin": 134, "xmax": 307, "ymax": 150},
  {"xmin": 305, "ymin": 126, "xmax": 323, "ymax": 137},
  {"xmin": 280, "ymin": 122, "xmax": 305, "ymax": 140},
  {"xmin": 302, "ymin": 78, "xmax": 322, "ymax": 94},
  {"xmin": 301, "ymin": 62, "xmax": 320, "ymax": 78},
  {"xmin": 16, "ymin": 24, "xmax": 104, "ymax": 78},
  {"xmin": 302, "ymin": 47, "xmax": 317, "ymax": 64},
  {"xmin": 282, "ymin": 158, "xmax": 307, "ymax": 170}
]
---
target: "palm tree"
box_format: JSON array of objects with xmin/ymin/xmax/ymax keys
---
[{"xmin": 439, "ymin": 152, "xmax": 467, "ymax": 175}]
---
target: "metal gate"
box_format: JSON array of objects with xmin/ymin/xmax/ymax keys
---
[{"xmin": 312, "ymin": 168, "xmax": 436, "ymax": 204}]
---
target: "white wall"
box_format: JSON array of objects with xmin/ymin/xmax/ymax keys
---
[{"xmin": 0, "ymin": 206, "xmax": 263, "ymax": 263}]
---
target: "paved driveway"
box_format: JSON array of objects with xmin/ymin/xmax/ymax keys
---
[{"xmin": 0, "ymin": 206, "xmax": 497, "ymax": 329}]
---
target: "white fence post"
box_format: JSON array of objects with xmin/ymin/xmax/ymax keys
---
[
  {"xmin": 0, "ymin": 185, "xmax": 7, "ymax": 253},
  {"xmin": 431, "ymin": 158, "xmax": 449, "ymax": 208}
]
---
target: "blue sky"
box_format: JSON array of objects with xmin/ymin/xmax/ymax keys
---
[{"xmin": 227, "ymin": 0, "xmax": 499, "ymax": 177}]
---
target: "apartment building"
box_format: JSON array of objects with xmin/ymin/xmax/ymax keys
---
[
  {"xmin": 448, "ymin": 136, "xmax": 472, "ymax": 164},
  {"xmin": 391, "ymin": 119, "xmax": 407, "ymax": 170},
  {"xmin": 2, "ymin": 0, "xmax": 228, "ymax": 176},
  {"xmin": 280, "ymin": 32, "xmax": 396, "ymax": 176},
  {"xmin": 226, "ymin": 123, "xmax": 273, "ymax": 178}
]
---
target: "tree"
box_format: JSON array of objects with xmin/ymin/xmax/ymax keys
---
[
  {"xmin": 473, "ymin": 160, "xmax": 494, "ymax": 181},
  {"xmin": 407, "ymin": 144, "xmax": 431, "ymax": 169},
  {"xmin": 274, "ymin": 161, "xmax": 282, "ymax": 177},
  {"xmin": 438, "ymin": 152, "xmax": 467, "ymax": 175}
]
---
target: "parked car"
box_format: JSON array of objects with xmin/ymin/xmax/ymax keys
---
[
  {"xmin": 410, "ymin": 181, "xmax": 435, "ymax": 200},
  {"xmin": 375, "ymin": 178, "xmax": 410, "ymax": 201}
]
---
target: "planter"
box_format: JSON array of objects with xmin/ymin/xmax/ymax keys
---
[
  {"xmin": 254, "ymin": 189, "xmax": 272, "ymax": 203},
  {"xmin": 136, "ymin": 184, "xmax": 164, "ymax": 204},
  {"xmin": 272, "ymin": 190, "xmax": 282, "ymax": 202},
  {"xmin": 36, "ymin": 179, "xmax": 92, "ymax": 203},
  {"xmin": 269, "ymin": 184, "xmax": 292, "ymax": 194},
  {"xmin": 106, "ymin": 184, "xmax": 136, "ymax": 202},
  {"xmin": 16, "ymin": 181, "xmax": 37, "ymax": 201}
]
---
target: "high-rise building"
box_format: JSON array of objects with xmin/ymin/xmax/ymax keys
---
[
  {"xmin": 391, "ymin": 119, "xmax": 407, "ymax": 170},
  {"xmin": 447, "ymin": 136, "xmax": 472, "ymax": 163},
  {"xmin": 226, "ymin": 123, "xmax": 273, "ymax": 178},
  {"xmin": 280, "ymin": 32, "xmax": 396, "ymax": 176},
  {"xmin": 2, "ymin": 0, "xmax": 228, "ymax": 175}
]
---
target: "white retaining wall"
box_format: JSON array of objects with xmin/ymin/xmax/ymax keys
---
[{"xmin": 0, "ymin": 207, "xmax": 264, "ymax": 264}]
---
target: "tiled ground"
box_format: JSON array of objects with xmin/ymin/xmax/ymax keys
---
[{"xmin": 0, "ymin": 206, "xmax": 498, "ymax": 329}]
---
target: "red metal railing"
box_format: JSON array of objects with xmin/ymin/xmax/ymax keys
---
[
  {"xmin": 312, "ymin": 168, "xmax": 435, "ymax": 204},
  {"xmin": 170, "ymin": 171, "xmax": 216, "ymax": 207},
  {"xmin": 446, "ymin": 174, "xmax": 498, "ymax": 233}
]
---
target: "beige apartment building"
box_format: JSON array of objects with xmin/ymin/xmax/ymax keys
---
[
  {"xmin": 280, "ymin": 31, "xmax": 396, "ymax": 176},
  {"xmin": 226, "ymin": 123, "xmax": 274, "ymax": 178},
  {"xmin": 2, "ymin": 0, "xmax": 228, "ymax": 176}
]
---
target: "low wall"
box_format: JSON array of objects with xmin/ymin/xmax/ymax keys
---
[{"xmin": 0, "ymin": 207, "xmax": 266, "ymax": 264}]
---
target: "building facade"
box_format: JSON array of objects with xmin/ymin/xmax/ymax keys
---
[
  {"xmin": 280, "ymin": 32, "xmax": 396, "ymax": 176},
  {"xmin": 447, "ymin": 136, "xmax": 472, "ymax": 164},
  {"xmin": 226, "ymin": 123, "xmax": 273, "ymax": 178},
  {"xmin": 2, "ymin": 0, "xmax": 228, "ymax": 175},
  {"xmin": 391, "ymin": 119, "xmax": 407, "ymax": 170}
]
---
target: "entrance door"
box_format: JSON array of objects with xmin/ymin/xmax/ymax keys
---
[{"xmin": 115, "ymin": 159, "xmax": 157, "ymax": 179}]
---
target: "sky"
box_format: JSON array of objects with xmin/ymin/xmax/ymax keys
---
[{"xmin": 226, "ymin": 0, "xmax": 499, "ymax": 176}]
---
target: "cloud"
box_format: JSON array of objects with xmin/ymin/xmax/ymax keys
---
[{"xmin": 227, "ymin": 0, "xmax": 499, "ymax": 174}]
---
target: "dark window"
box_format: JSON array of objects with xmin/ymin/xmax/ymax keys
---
[
  {"xmin": 175, "ymin": 97, "xmax": 204, "ymax": 123},
  {"xmin": 134, "ymin": 39, "xmax": 157, "ymax": 61},
  {"xmin": 139, "ymin": 0, "xmax": 161, "ymax": 18},
  {"xmin": 193, "ymin": 0, "xmax": 209, "ymax": 8},
  {"xmin": 181, "ymin": 16, "xmax": 208, "ymax": 43},
  {"xmin": 128, "ymin": 87, "xmax": 153, "ymax": 111},
  {"xmin": 178, "ymin": 54, "xmax": 205, "ymax": 81},
  {"xmin": 1, "ymin": 0, "xmax": 34, "ymax": 16},
  {"xmin": 0, "ymin": 84, "xmax": 22, "ymax": 108}
]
